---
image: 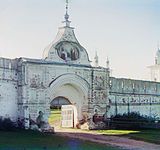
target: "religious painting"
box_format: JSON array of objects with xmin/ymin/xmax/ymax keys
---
[{"xmin": 56, "ymin": 41, "xmax": 80, "ymax": 61}]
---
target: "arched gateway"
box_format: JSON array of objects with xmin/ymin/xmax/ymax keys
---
[
  {"xmin": 20, "ymin": 2, "xmax": 109, "ymax": 130},
  {"xmin": 1, "ymin": 0, "xmax": 160, "ymax": 132},
  {"xmin": 49, "ymin": 74, "xmax": 90, "ymax": 128}
]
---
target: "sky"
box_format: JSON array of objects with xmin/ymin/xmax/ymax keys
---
[{"xmin": 0, "ymin": 0, "xmax": 160, "ymax": 80}]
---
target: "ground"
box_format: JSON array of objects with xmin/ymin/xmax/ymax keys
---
[
  {"xmin": 97, "ymin": 129, "xmax": 160, "ymax": 144},
  {"xmin": 1, "ymin": 109, "xmax": 159, "ymax": 149},
  {"xmin": 0, "ymin": 128, "xmax": 160, "ymax": 150},
  {"xmin": 48, "ymin": 109, "xmax": 160, "ymax": 150},
  {"xmin": 48, "ymin": 109, "xmax": 61, "ymax": 127},
  {"xmin": 56, "ymin": 128, "xmax": 160, "ymax": 150},
  {"xmin": 0, "ymin": 130, "xmax": 119, "ymax": 150}
]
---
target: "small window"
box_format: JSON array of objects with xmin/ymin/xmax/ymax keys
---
[
  {"xmin": 121, "ymin": 81, "xmax": 124, "ymax": 89},
  {"xmin": 155, "ymin": 85, "xmax": 157, "ymax": 92},
  {"xmin": 144, "ymin": 85, "xmax": 146, "ymax": 92},
  {"xmin": 9, "ymin": 62, "xmax": 11, "ymax": 69},
  {"xmin": 109, "ymin": 80, "xmax": 112, "ymax": 88},
  {"xmin": 132, "ymin": 83, "xmax": 135, "ymax": 89}
]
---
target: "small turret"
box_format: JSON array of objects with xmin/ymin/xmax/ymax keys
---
[
  {"xmin": 106, "ymin": 57, "xmax": 110, "ymax": 68},
  {"xmin": 94, "ymin": 51, "xmax": 99, "ymax": 67},
  {"xmin": 155, "ymin": 42, "xmax": 160, "ymax": 65}
]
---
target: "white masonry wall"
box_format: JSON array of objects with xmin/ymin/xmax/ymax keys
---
[
  {"xmin": 0, "ymin": 58, "xmax": 18, "ymax": 121},
  {"xmin": 19, "ymin": 59, "xmax": 93, "ymax": 123},
  {"xmin": 109, "ymin": 77, "xmax": 160, "ymax": 120},
  {"xmin": 18, "ymin": 59, "xmax": 109, "ymax": 129}
]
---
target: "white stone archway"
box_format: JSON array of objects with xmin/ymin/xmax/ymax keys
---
[{"xmin": 49, "ymin": 73, "xmax": 90, "ymax": 128}]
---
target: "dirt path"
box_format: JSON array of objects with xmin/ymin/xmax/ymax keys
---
[{"xmin": 55, "ymin": 128, "xmax": 160, "ymax": 150}]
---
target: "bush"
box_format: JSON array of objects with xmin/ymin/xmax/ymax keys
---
[
  {"xmin": 108, "ymin": 112, "xmax": 158, "ymax": 129},
  {"xmin": 111, "ymin": 112, "xmax": 155, "ymax": 123},
  {"xmin": 0, "ymin": 117, "xmax": 16, "ymax": 131}
]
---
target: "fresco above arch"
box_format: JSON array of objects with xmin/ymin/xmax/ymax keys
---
[{"xmin": 55, "ymin": 41, "xmax": 80, "ymax": 61}]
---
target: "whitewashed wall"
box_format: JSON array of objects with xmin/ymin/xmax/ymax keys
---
[
  {"xmin": 17, "ymin": 59, "xmax": 109, "ymax": 129},
  {"xmin": 18, "ymin": 59, "xmax": 93, "ymax": 126},
  {"xmin": 109, "ymin": 77, "xmax": 160, "ymax": 120},
  {"xmin": 0, "ymin": 58, "xmax": 18, "ymax": 121}
]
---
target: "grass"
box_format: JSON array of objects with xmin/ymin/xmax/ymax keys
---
[
  {"xmin": 1, "ymin": 111, "xmax": 159, "ymax": 149},
  {"xmin": 48, "ymin": 109, "xmax": 61, "ymax": 126},
  {"xmin": 0, "ymin": 130, "xmax": 121, "ymax": 150},
  {"xmin": 97, "ymin": 130, "xmax": 140, "ymax": 135},
  {"xmin": 96, "ymin": 129, "xmax": 160, "ymax": 144},
  {"xmin": 46, "ymin": 109, "xmax": 160, "ymax": 146},
  {"xmin": 126, "ymin": 129, "xmax": 160, "ymax": 144}
]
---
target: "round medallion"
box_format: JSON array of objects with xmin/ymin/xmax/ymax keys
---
[{"xmin": 56, "ymin": 42, "xmax": 80, "ymax": 61}]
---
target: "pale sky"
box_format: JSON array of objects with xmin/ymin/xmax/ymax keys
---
[{"xmin": 0, "ymin": 0, "xmax": 160, "ymax": 80}]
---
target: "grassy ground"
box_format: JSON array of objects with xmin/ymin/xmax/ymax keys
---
[
  {"xmin": 96, "ymin": 129, "xmax": 160, "ymax": 144},
  {"xmin": 47, "ymin": 109, "xmax": 160, "ymax": 146},
  {"xmin": 0, "ymin": 130, "xmax": 120, "ymax": 150},
  {"xmin": 48, "ymin": 109, "xmax": 61, "ymax": 127},
  {"xmin": 127, "ymin": 129, "xmax": 160, "ymax": 144}
]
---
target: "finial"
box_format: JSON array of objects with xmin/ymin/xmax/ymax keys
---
[
  {"xmin": 94, "ymin": 51, "xmax": 99, "ymax": 67},
  {"xmin": 63, "ymin": 0, "xmax": 71, "ymax": 27},
  {"xmin": 106, "ymin": 57, "xmax": 110, "ymax": 68},
  {"xmin": 155, "ymin": 41, "xmax": 160, "ymax": 65},
  {"xmin": 157, "ymin": 41, "xmax": 160, "ymax": 50}
]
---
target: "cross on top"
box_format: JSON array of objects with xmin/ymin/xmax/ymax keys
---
[
  {"xmin": 66, "ymin": 0, "xmax": 69, "ymax": 12},
  {"xmin": 64, "ymin": 0, "xmax": 71, "ymax": 26}
]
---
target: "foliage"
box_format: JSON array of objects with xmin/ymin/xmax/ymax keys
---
[
  {"xmin": 0, "ymin": 117, "xmax": 16, "ymax": 131},
  {"xmin": 111, "ymin": 112, "xmax": 156, "ymax": 123},
  {"xmin": 108, "ymin": 112, "xmax": 159, "ymax": 129},
  {"xmin": 0, "ymin": 117, "xmax": 25, "ymax": 131}
]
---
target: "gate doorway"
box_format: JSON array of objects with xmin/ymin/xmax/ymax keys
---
[
  {"xmin": 61, "ymin": 105, "xmax": 77, "ymax": 128},
  {"xmin": 48, "ymin": 97, "xmax": 77, "ymax": 128}
]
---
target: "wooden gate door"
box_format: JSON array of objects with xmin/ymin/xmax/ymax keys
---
[{"xmin": 61, "ymin": 105, "xmax": 74, "ymax": 128}]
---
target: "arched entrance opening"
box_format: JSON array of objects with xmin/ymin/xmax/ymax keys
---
[
  {"xmin": 48, "ymin": 96, "xmax": 73, "ymax": 128},
  {"xmin": 50, "ymin": 96, "xmax": 71, "ymax": 109},
  {"xmin": 48, "ymin": 74, "xmax": 89, "ymax": 129}
]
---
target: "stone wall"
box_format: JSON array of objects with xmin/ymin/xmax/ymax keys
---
[
  {"xmin": 89, "ymin": 67, "xmax": 109, "ymax": 129},
  {"xmin": 91, "ymin": 68, "xmax": 109, "ymax": 114},
  {"xmin": 17, "ymin": 58, "xmax": 109, "ymax": 129},
  {"xmin": 18, "ymin": 59, "xmax": 93, "ymax": 127},
  {"xmin": 0, "ymin": 58, "xmax": 18, "ymax": 121},
  {"xmin": 109, "ymin": 77, "xmax": 160, "ymax": 120}
]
